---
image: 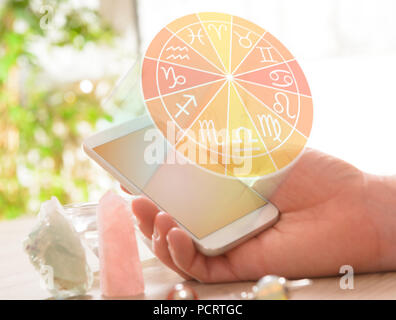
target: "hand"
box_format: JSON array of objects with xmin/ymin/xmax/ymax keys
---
[{"xmin": 129, "ymin": 149, "xmax": 396, "ymax": 282}]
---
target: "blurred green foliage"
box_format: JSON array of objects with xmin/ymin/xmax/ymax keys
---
[{"xmin": 0, "ymin": 0, "xmax": 117, "ymax": 219}]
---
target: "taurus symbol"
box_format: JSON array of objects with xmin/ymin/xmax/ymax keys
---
[{"xmin": 233, "ymin": 31, "xmax": 253, "ymax": 49}]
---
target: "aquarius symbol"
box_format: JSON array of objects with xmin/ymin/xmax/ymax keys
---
[
  {"xmin": 273, "ymin": 92, "xmax": 295, "ymax": 119},
  {"xmin": 208, "ymin": 24, "xmax": 227, "ymax": 40},
  {"xmin": 187, "ymin": 27, "xmax": 205, "ymax": 45},
  {"xmin": 256, "ymin": 46, "xmax": 276, "ymax": 63},
  {"xmin": 165, "ymin": 46, "xmax": 190, "ymax": 60},
  {"xmin": 269, "ymin": 69, "xmax": 293, "ymax": 88},
  {"xmin": 257, "ymin": 114, "xmax": 282, "ymax": 142},
  {"xmin": 175, "ymin": 94, "xmax": 197, "ymax": 118},
  {"xmin": 166, "ymin": 54, "xmax": 190, "ymax": 60},
  {"xmin": 233, "ymin": 31, "xmax": 253, "ymax": 49},
  {"xmin": 160, "ymin": 66, "xmax": 186, "ymax": 89},
  {"xmin": 166, "ymin": 46, "xmax": 188, "ymax": 52}
]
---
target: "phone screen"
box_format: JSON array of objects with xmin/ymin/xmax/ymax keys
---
[{"xmin": 93, "ymin": 125, "xmax": 267, "ymax": 239}]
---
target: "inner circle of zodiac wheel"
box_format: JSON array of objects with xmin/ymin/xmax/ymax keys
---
[{"xmin": 141, "ymin": 12, "xmax": 313, "ymax": 178}]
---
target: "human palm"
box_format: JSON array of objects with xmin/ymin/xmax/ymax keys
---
[{"xmin": 131, "ymin": 149, "xmax": 396, "ymax": 282}]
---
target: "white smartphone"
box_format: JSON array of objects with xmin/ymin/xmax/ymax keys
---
[{"xmin": 83, "ymin": 116, "xmax": 279, "ymax": 256}]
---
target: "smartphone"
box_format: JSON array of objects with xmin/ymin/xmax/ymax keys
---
[{"xmin": 83, "ymin": 116, "xmax": 279, "ymax": 256}]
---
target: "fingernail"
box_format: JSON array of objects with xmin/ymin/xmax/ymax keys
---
[
  {"xmin": 153, "ymin": 224, "xmax": 160, "ymax": 241},
  {"xmin": 166, "ymin": 237, "xmax": 173, "ymax": 255},
  {"xmin": 166, "ymin": 232, "xmax": 175, "ymax": 252}
]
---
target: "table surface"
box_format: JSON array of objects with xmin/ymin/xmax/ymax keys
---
[{"xmin": 1, "ymin": 217, "xmax": 396, "ymax": 300}]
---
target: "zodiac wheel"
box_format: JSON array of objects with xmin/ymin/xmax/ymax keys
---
[{"xmin": 141, "ymin": 12, "xmax": 313, "ymax": 177}]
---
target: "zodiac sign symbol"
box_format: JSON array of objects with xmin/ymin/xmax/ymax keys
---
[
  {"xmin": 273, "ymin": 92, "xmax": 295, "ymax": 119},
  {"xmin": 269, "ymin": 69, "xmax": 293, "ymax": 88},
  {"xmin": 233, "ymin": 31, "xmax": 253, "ymax": 49},
  {"xmin": 208, "ymin": 24, "xmax": 227, "ymax": 40},
  {"xmin": 233, "ymin": 127, "xmax": 260, "ymax": 152},
  {"xmin": 188, "ymin": 27, "xmax": 205, "ymax": 45},
  {"xmin": 160, "ymin": 66, "xmax": 186, "ymax": 89},
  {"xmin": 256, "ymin": 46, "xmax": 276, "ymax": 63},
  {"xmin": 166, "ymin": 46, "xmax": 188, "ymax": 52},
  {"xmin": 165, "ymin": 46, "xmax": 190, "ymax": 60},
  {"xmin": 166, "ymin": 54, "xmax": 190, "ymax": 60},
  {"xmin": 175, "ymin": 94, "xmax": 197, "ymax": 118},
  {"xmin": 257, "ymin": 114, "xmax": 282, "ymax": 142},
  {"xmin": 198, "ymin": 120, "xmax": 224, "ymax": 145}
]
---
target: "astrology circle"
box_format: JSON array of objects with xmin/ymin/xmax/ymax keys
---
[{"xmin": 141, "ymin": 12, "xmax": 313, "ymax": 177}]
